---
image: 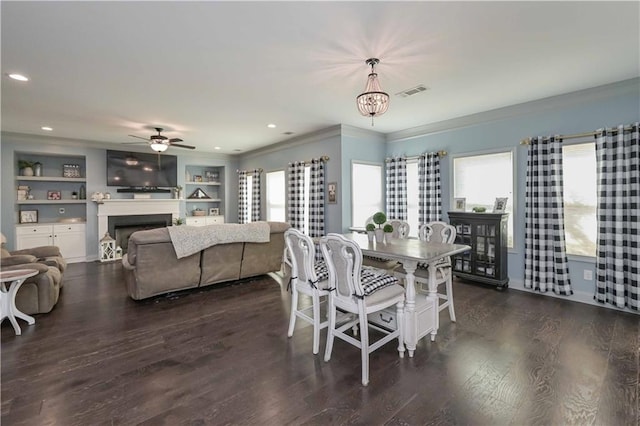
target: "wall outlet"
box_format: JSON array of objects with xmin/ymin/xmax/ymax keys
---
[
  {"xmin": 58, "ymin": 207, "xmax": 65, "ymax": 214},
  {"xmin": 583, "ymin": 269, "xmax": 593, "ymax": 280}
]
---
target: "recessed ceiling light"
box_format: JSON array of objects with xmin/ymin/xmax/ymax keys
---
[
  {"xmin": 8, "ymin": 73, "xmax": 29, "ymax": 82},
  {"xmin": 41, "ymin": 126, "xmax": 53, "ymax": 131},
  {"xmin": 214, "ymin": 147, "xmax": 221, "ymax": 150},
  {"xmin": 267, "ymin": 124, "xmax": 277, "ymax": 129}
]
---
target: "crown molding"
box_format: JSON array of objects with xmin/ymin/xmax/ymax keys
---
[
  {"xmin": 239, "ymin": 124, "xmax": 343, "ymax": 160},
  {"xmin": 0, "ymin": 131, "xmax": 233, "ymax": 160},
  {"xmin": 340, "ymin": 124, "xmax": 386, "ymax": 141},
  {"xmin": 386, "ymin": 77, "xmax": 640, "ymax": 143}
]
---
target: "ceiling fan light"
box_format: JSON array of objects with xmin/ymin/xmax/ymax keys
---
[{"xmin": 150, "ymin": 141, "xmax": 169, "ymax": 152}]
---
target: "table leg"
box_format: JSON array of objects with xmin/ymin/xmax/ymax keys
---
[
  {"xmin": 428, "ymin": 263, "xmax": 439, "ymax": 342},
  {"xmin": 2, "ymin": 279, "xmax": 35, "ymax": 335},
  {"xmin": 401, "ymin": 260, "xmax": 418, "ymax": 357}
]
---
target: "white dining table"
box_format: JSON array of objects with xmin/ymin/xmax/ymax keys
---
[{"xmin": 344, "ymin": 232, "xmax": 470, "ymax": 357}]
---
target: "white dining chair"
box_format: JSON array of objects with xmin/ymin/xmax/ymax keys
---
[
  {"xmin": 395, "ymin": 221, "xmax": 457, "ymax": 322},
  {"xmin": 284, "ymin": 228, "xmax": 331, "ymax": 355},
  {"xmin": 319, "ymin": 233, "xmax": 405, "ymax": 386}
]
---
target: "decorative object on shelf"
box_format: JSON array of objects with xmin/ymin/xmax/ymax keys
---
[
  {"xmin": 173, "ymin": 185, "xmax": 182, "ymax": 199},
  {"xmin": 33, "ymin": 162, "xmax": 43, "ymax": 177},
  {"xmin": 17, "ymin": 185, "xmax": 30, "ymax": 201},
  {"xmin": 365, "ymin": 223, "xmax": 375, "ymax": 242},
  {"xmin": 192, "ymin": 208, "xmax": 206, "ymax": 216},
  {"xmin": 19, "ymin": 210, "xmax": 38, "ymax": 224},
  {"xmin": 47, "ymin": 190, "xmax": 61, "ymax": 200},
  {"xmin": 327, "ymin": 182, "xmax": 337, "ymax": 204},
  {"xmin": 493, "ymin": 197, "xmax": 508, "ymax": 213},
  {"xmin": 209, "ymin": 207, "xmax": 219, "ymax": 216},
  {"xmin": 186, "ymin": 170, "xmax": 191, "ymax": 182},
  {"xmin": 104, "ymin": 192, "xmax": 111, "ymax": 200},
  {"xmin": 115, "ymin": 246, "xmax": 123, "ymax": 260},
  {"xmin": 91, "ymin": 192, "xmax": 105, "ymax": 203},
  {"xmin": 71, "ymin": 191, "xmax": 78, "ymax": 200},
  {"xmin": 205, "ymin": 171, "xmax": 219, "ymax": 182},
  {"xmin": 356, "ymin": 58, "xmax": 389, "ymax": 126},
  {"xmin": 18, "ymin": 160, "xmax": 34, "ymax": 176},
  {"xmin": 193, "ymin": 175, "xmax": 203, "ymax": 182},
  {"xmin": 79, "ymin": 184, "xmax": 86, "ymax": 200},
  {"xmin": 472, "ymin": 206, "xmax": 487, "ymax": 213},
  {"xmin": 172, "ymin": 217, "xmax": 185, "ymax": 226},
  {"xmin": 63, "ymin": 164, "xmax": 81, "ymax": 178},
  {"xmin": 187, "ymin": 188, "xmax": 211, "ymax": 199},
  {"xmin": 453, "ymin": 197, "xmax": 466, "ymax": 211},
  {"xmin": 99, "ymin": 232, "xmax": 116, "ymax": 262},
  {"xmin": 372, "ymin": 211, "xmax": 387, "ymax": 243}
]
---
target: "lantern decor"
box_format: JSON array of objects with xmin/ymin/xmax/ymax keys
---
[
  {"xmin": 115, "ymin": 246, "xmax": 123, "ymax": 260},
  {"xmin": 99, "ymin": 232, "xmax": 116, "ymax": 262}
]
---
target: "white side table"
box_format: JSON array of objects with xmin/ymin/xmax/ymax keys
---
[{"xmin": 1, "ymin": 269, "xmax": 38, "ymax": 335}]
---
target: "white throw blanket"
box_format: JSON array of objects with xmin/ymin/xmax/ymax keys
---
[{"xmin": 167, "ymin": 222, "xmax": 271, "ymax": 259}]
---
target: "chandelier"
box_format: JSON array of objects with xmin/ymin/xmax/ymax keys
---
[{"xmin": 356, "ymin": 58, "xmax": 389, "ymax": 126}]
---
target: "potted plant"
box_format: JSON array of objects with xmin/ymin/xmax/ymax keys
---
[
  {"xmin": 365, "ymin": 223, "xmax": 376, "ymax": 242},
  {"xmin": 383, "ymin": 223, "xmax": 394, "ymax": 243},
  {"xmin": 18, "ymin": 160, "xmax": 35, "ymax": 176},
  {"xmin": 172, "ymin": 217, "xmax": 185, "ymax": 226},
  {"xmin": 372, "ymin": 211, "xmax": 387, "ymax": 243}
]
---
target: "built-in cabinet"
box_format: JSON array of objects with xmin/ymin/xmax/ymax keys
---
[
  {"xmin": 185, "ymin": 216, "xmax": 225, "ymax": 226},
  {"xmin": 184, "ymin": 164, "xmax": 225, "ymax": 220},
  {"xmin": 14, "ymin": 153, "xmax": 88, "ymax": 263},
  {"xmin": 447, "ymin": 212, "xmax": 509, "ymax": 289},
  {"xmin": 16, "ymin": 223, "xmax": 86, "ymax": 263}
]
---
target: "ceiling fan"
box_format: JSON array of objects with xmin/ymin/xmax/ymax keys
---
[{"xmin": 124, "ymin": 127, "xmax": 195, "ymax": 152}]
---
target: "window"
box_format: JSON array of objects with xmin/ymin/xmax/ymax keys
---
[
  {"xmin": 406, "ymin": 160, "xmax": 419, "ymax": 237},
  {"xmin": 453, "ymin": 151, "xmax": 514, "ymax": 247},
  {"xmin": 266, "ymin": 170, "xmax": 285, "ymax": 222},
  {"xmin": 352, "ymin": 162, "xmax": 383, "ymax": 227},
  {"xmin": 562, "ymin": 142, "xmax": 597, "ymax": 257}
]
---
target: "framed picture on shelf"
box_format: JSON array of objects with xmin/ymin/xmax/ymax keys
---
[
  {"xmin": 47, "ymin": 190, "xmax": 61, "ymax": 200},
  {"xmin": 493, "ymin": 197, "xmax": 508, "ymax": 213},
  {"xmin": 193, "ymin": 175, "xmax": 203, "ymax": 182},
  {"xmin": 209, "ymin": 208, "xmax": 220, "ymax": 216},
  {"xmin": 205, "ymin": 171, "xmax": 220, "ymax": 182},
  {"xmin": 453, "ymin": 197, "xmax": 466, "ymax": 211},
  {"xmin": 20, "ymin": 210, "xmax": 38, "ymax": 224},
  {"xmin": 327, "ymin": 182, "xmax": 337, "ymax": 204}
]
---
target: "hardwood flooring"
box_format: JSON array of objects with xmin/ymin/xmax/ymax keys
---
[{"xmin": 2, "ymin": 262, "xmax": 638, "ymax": 425}]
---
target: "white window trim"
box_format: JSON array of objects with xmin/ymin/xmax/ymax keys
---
[{"xmin": 449, "ymin": 146, "xmax": 517, "ymax": 251}]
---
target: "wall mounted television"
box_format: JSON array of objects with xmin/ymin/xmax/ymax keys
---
[{"xmin": 106, "ymin": 150, "xmax": 178, "ymax": 189}]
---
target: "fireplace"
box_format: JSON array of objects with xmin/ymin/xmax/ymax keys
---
[{"xmin": 108, "ymin": 214, "xmax": 172, "ymax": 253}]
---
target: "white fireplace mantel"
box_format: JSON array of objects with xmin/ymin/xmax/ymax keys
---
[{"xmin": 97, "ymin": 199, "xmax": 180, "ymax": 240}]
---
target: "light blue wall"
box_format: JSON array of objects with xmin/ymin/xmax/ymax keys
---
[
  {"xmin": 386, "ymin": 79, "xmax": 640, "ymax": 304},
  {"xmin": 238, "ymin": 127, "xmax": 343, "ymax": 232},
  {"xmin": 1, "ymin": 132, "xmax": 238, "ymax": 259}
]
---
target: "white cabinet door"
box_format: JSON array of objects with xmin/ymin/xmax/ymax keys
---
[
  {"xmin": 185, "ymin": 217, "xmax": 206, "ymax": 226},
  {"xmin": 16, "ymin": 225, "xmax": 54, "ymax": 250},
  {"xmin": 206, "ymin": 216, "xmax": 225, "ymax": 225},
  {"xmin": 53, "ymin": 224, "xmax": 86, "ymax": 262}
]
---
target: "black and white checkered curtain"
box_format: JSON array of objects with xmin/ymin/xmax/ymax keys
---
[
  {"xmin": 524, "ymin": 136, "xmax": 572, "ymax": 295},
  {"xmin": 287, "ymin": 161, "xmax": 305, "ymax": 231},
  {"xmin": 385, "ymin": 157, "xmax": 407, "ymax": 220},
  {"xmin": 251, "ymin": 169, "xmax": 261, "ymax": 222},
  {"xmin": 237, "ymin": 170, "xmax": 248, "ymax": 224},
  {"xmin": 594, "ymin": 123, "xmax": 639, "ymax": 311},
  {"xmin": 308, "ymin": 158, "xmax": 325, "ymax": 239},
  {"xmin": 418, "ymin": 153, "xmax": 441, "ymax": 223}
]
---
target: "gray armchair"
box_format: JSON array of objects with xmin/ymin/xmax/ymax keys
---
[{"xmin": 1, "ymin": 233, "xmax": 66, "ymax": 273}]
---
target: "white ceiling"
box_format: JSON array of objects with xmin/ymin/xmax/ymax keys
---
[{"xmin": 2, "ymin": 1, "xmax": 639, "ymax": 154}]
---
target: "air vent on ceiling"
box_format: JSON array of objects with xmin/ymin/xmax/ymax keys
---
[
  {"xmin": 395, "ymin": 85, "xmax": 429, "ymax": 98},
  {"xmin": 282, "ymin": 131, "xmax": 295, "ymax": 135}
]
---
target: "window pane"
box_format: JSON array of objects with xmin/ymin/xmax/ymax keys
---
[
  {"xmin": 562, "ymin": 143, "xmax": 596, "ymax": 256},
  {"xmin": 352, "ymin": 163, "xmax": 383, "ymax": 227},
  {"xmin": 406, "ymin": 161, "xmax": 419, "ymax": 237},
  {"xmin": 453, "ymin": 151, "xmax": 514, "ymax": 247},
  {"xmin": 266, "ymin": 170, "xmax": 285, "ymax": 222}
]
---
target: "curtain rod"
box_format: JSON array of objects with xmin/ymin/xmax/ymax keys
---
[
  {"xmin": 520, "ymin": 125, "xmax": 635, "ymax": 145},
  {"xmin": 236, "ymin": 168, "xmax": 263, "ymax": 173},
  {"xmin": 386, "ymin": 151, "xmax": 447, "ymax": 161},
  {"xmin": 289, "ymin": 155, "xmax": 330, "ymax": 165}
]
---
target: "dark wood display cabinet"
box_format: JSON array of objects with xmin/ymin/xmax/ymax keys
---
[{"xmin": 447, "ymin": 212, "xmax": 509, "ymax": 290}]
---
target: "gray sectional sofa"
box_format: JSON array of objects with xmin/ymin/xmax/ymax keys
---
[{"xmin": 122, "ymin": 221, "xmax": 290, "ymax": 300}]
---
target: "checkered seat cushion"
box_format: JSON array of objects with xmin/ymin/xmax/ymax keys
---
[
  {"xmin": 360, "ymin": 267, "xmax": 400, "ymax": 296},
  {"xmin": 314, "ymin": 260, "xmax": 329, "ymax": 282}
]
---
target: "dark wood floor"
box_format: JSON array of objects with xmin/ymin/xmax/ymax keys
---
[{"xmin": 2, "ymin": 262, "xmax": 638, "ymax": 425}]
